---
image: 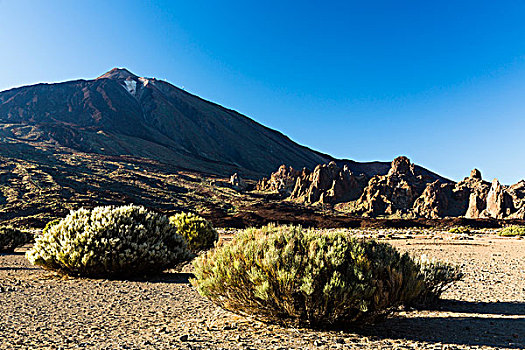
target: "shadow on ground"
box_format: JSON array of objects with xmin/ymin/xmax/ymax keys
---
[
  {"xmin": 0, "ymin": 266, "xmax": 40, "ymax": 271},
  {"xmin": 137, "ymin": 272, "xmax": 194, "ymax": 284},
  {"xmin": 357, "ymin": 300, "xmax": 525, "ymax": 349},
  {"xmin": 0, "ymin": 251, "xmax": 27, "ymax": 256},
  {"xmin": 426, "ymin": 299, "xmax": 525, "ymax": 316}
]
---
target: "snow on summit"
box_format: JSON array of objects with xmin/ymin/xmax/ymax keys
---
[{"xmin": 123, "ymin": 80, "xmax": 137, "ymax": 95}]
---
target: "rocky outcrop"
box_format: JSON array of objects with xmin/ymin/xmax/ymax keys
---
[
  {"xmin": 347, "ymin": 157, "xmax": 431, "ymax": 217},
  {"xmin": 412, "ymin": 169, "xmax": 490, "ymax": 219},
  {"xmin": 257, "ymin": 157, "xmax": 525, "ymax": 220},
  {"xmin": 508, "ymin": 181, "xmax": 525, "ymax": 219},
  {"xmin": 288, "ymin": 161, "xmax": 368, "ymax": 204},
  {"xmin": 470, "ymin": 168, "xmax": 482, "ymax": 180},
  {"xmin": 412, "ymin": 182, "xmax": 455, "ymax": 219},
  {"xmin": 230, "ymin": 173, "xmax": 247, "ymax": 191},
  {"xmin": 255, "ymin": 165, "xmax": 301, "ymax": 195},
  {"xmin": 469, "ymin": 179, "xmax": 525, "ymax": 219}
]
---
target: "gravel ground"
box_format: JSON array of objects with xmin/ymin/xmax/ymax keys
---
[{"xmin": 0, "ymin": 231, "xmax": 524, "ymax": 349}]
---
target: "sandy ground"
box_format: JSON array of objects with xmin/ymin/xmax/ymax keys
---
[{"xmin": 0, "ymin": 231, "xmax": 524, "ymax": 350}]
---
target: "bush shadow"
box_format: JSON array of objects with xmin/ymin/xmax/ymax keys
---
[
  {"xmin": 0, "ymin": 266, "xmax": 40, "ymax": 271},
  {"xmin": 354, "ymin": 300, "xmax": 525, "ymax": 349},
  {"xmin": 422, "ymin": 299, "xmax": 525, "ymax": 316},
  {"xmin": 0, "ymin": 251, "xmax": 27, "ymax": 256},
  {"xmin": 130, "ymin": 272, "xmax": 194, "ymax": 284}
]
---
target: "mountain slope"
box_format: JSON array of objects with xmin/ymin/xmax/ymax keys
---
[
  {"xmin": 0, "ymin": 68, "xmax": 461, "ymax": 225},
  {"xmin": 0, "ymin": 68, "xmax": 333, "ymax": 177}
]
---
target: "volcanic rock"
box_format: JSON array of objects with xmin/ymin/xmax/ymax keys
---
[
  {"xmin": 255, "ymin": 165, "xmax": 301, "ymax": 195},
  {"xmin": 470, "ymin": 168, "xmax": 482, "ymax": 180},
  {"xmin": 412, "ymin": 181, "xmax": 455, "ymax": 219},
  {"xmin": 348, "ymin": 157, "xmax": 431, "ymax": 217},
  {"xmin": 478, "ymin": 179, "xmax": 515, "ymax": 219},
  {"xmin": 412, "ymin": 171, "xmax": 487, "ymax": 219},
  {"xmin": 288, "ymin": 162, "xmax": 368, "ymax": 204},
  {"xmin": 230, "ymin": 173, "xmax": 247, "ymax": 191},
  {"xmin": 388, "ymin": 156, "xmax": 414, "ymax": 176}
]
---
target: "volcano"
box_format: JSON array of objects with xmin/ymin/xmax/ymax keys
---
[{"xmin": 0, "ymin": 68, "xmax": 334, "ymax": 177}]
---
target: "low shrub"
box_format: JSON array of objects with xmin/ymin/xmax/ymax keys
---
[
  {"xmin": 0, "ymin": 226, "xmax": 31, "ymax": 253},
  {"xmin": 193, "ymin": 225, "xmax": 453, "ymax": 327},
  {"xmin": 448, "ymin": 226, "xmax": 470, "ymax": 234},
  {"xmin": 169, "ymin": 212, "xmax": 218, "ymax": 252},
  {"xmin": 413, "ymin": 255, "xmax": 463, "ymax": 304},
  {"xmin": 26, "ymin": 205, "xmax": 192, "ymax": 278},
  {"xmin": 42, "ymin": 218, "xmax": 61, "ymax": 235},
  {"xmin": 498, "ymin": 225, "xmax": 525, "ymax": 237}
]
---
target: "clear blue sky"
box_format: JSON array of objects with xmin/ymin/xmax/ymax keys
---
[{"xmin": 1, "ymin": 1, "xmax": 524, "ymax": 184}]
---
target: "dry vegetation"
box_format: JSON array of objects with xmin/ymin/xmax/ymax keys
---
[{"xmin": 1, "ymin": 229, "xmax": 523, "ymax": 349}]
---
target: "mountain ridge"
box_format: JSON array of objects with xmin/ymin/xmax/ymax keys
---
[
  {"xmin": 0, "ymin": 67, "xmax": 448, "ymax": 182},
  {"xmin": 0, "ymin": 68, "xmax": 340, "ymax": 178}
]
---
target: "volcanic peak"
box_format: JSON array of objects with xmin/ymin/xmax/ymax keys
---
[{"xmin": 97, "ymin": 67, "xmax": 139, "ymax": 81}]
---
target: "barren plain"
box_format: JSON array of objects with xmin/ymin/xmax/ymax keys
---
[{"xmin": 1, "ymin": 230, "xmax": 524, "ymax": 350}]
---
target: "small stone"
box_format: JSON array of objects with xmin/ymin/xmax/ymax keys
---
[
  {"xmin": 155, "ymin": 326, "xmax": 168, "ymax": 333},
  {"xmin": 179, "ymin": 334, "xmax": 189, "ymax": 342}
]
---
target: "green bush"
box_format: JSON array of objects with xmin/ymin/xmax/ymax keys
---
[
  {"xmin": 0, "ymin": 226, "xmax": 31, "ymax": 253},
  {"xmin": 26, "ymin": 205, "xmax": 192, "ymax": 278},
  {"xmin": 448, "ymin": 226, "xmax": 470, "ymax": 234},
  {"xmin": 169, "ymin": 212, "xmax": 218, "ymax": 252},
  {"xmin": 193, "ymin": 225, "xmax": 437, "ymax": 327},
  {"xmin": 498, "ymin": 225, "xmax": 525, "ymax": 237},
  {"xmin": 43, "ymin": 218, "xmax": 61, "ymax": 235},
  {"xmin": 413, "ymin": 255, "xmax": 463, "ymax": 304}
]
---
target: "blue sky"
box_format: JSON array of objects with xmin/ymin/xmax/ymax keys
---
[{"xmin": 1, "ymin": 1, "xmax": 524, "ymax": 183}]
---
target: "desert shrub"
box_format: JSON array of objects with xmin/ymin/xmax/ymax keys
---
[
  {"xmin": 498, "ymin": 225, "xmax": 525, "ymax": 237},
  {"xmin": 448, "ymin": 226, "xmax": 470, "ymax": 234},
  {"xmin": 26, "ymin": 205, "xmax": 192, "ymax": 278},
  {"xmin": 413, "ymin": 255, "xmax": 463, "ymax": 304},
  {"xmin": 169, "ymin": 212, "xmax": 218, "ymax": 252},
  {"xmin": 193, "ymin": 225, "xmax": 432, "ymax": 327},
  {"xmin": 0, "ymin": 226, "xmax": 31, "ymax": 253},
  {"xmin": 42, "ymin": 218, "xmax": 61, "ymax": 235}
]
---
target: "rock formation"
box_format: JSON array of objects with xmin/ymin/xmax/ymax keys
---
[
  {"xmin": 508, "ymin": 181, "xmax": 525, "ymax": 219},
  {"xmin": 346, "ymin": 157, "xmax": 431, "ymax": 217},
  {"xmin": 414, "ymin": 169, "xmax": 490, "ymax": 219},
  {"xmin": 230, "ymin": 173, "xmax": 247, "ymax": 191},
  {"xmin": 470, "ymin": 178, "xmax": 525, "ymax": 219},
  {"xmin": 288, "ymin": 161, "xmax": 368, "ymax": 205},
  {"xmin": 412, "ymin": 181, "xmax": 455, "ymax": 219},
  {"xmin": 255, "ymin": 165, "xmax": 301, "ymax": 195},
  {"xmin": 258, "ymin": 157, "xmax": 525, "ymax": 220}
]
